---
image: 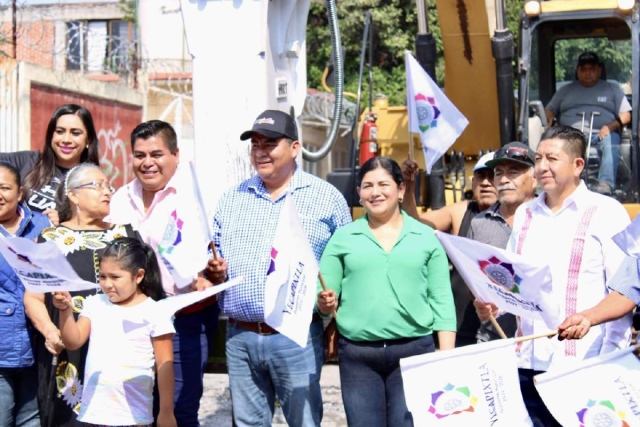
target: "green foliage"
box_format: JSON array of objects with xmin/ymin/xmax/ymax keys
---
[
  {"xmin": 118, "ymin": 0, "xmax": 137, "ymax": 24},
  {"xmin": 307, "ymin": 1, "xmax": 634, "ymax": 105},
  {"xmin": 306, "ymin": 0, "xmax": 510, "ymax": 106},
  {"xmin": 307, "ymin": 0, "xmax": 433, "ymax": 106},
  {"xmin": 554, "ymin": 38, "xmax": 632, "ymax": 88}
]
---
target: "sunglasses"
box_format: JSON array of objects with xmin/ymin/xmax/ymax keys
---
[
  {"xmin": 73, "ymin": 180, "xmax": 115, "ymax": 194},
  {"xmin": 497, "ymin": 146, "xmax": 532, "ymax": 163}
]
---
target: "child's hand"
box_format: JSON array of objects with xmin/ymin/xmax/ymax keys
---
[
  {"xmin": 52, "ymin": 292, "xmax": 73, "ymax": 311},
  {"xmin": 157, "ymin": 410, "xmax": 177, "ymax": 427},
  {"xmin": 190, "ymin": 276, "xmax": 212, "ymax": 292}
]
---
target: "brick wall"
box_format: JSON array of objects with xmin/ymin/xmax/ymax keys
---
[{"xmin": 0, "ymin": 20, "xmax": 55, "ymax": 68}]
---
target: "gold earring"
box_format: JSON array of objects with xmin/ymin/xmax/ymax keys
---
[
  {"xmin": 399, "ymin": 196, "xmax": 404, "ymax": 203},
  {"xmin": 359, "ymin": 199, "xmax": 364, "ymax": 206}
]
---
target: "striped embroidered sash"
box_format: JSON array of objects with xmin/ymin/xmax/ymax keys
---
[
  {"xmin": 564, "ymin": 205, "xmax": 598, "ymax": 355},
  {"xmin": 513, "ymin": 205, "xmax": 598, "ymax": 356}
]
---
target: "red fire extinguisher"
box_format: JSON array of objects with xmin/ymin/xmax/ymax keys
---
[{"xmin": 359, "ymin": 112, "xmax": 378, "ymax": 166}]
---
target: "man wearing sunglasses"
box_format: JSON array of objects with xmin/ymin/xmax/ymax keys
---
[
  {"xmin": 465, "ymin": 142, "xmax": 538, "ymax": 344},
  {"xmin": 545, "ymin": 51, "xmax": 631, "ymax": 195},
  {"xmin": 476, "ymin": 126, "xmax": 632, "ymax": 426}
]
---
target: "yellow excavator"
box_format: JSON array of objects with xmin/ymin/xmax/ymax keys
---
[{"xmin": 353, "ymin": 0, "xmax": 639, "ymax": 218}]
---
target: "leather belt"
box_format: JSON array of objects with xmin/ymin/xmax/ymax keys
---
[
  {"xmin": 229, "ymin": 313, "xmax": 321, "ymax": 336},
  {"xmin": 229, "ymin": 318, "xmax": 279, "ymax": 335},
  {"xmin": 175, "ymin": 295, "xmax": 217, "ymax": 317}
]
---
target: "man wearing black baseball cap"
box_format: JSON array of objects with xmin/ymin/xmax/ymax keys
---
[
  {"xmin": 545, "ymin": 51, "xmax": 631, "ymax": 195},
  {"xmin": 207, "ymin": 109, "xmax": 351, "ymax": 426},
  {"xmin": 239, "ymin": 109, "xmax": 300, "ymax": 142},
  {"xmin": 472, "ymin": 141, "xmax": 536, "ymax": 238},
  {"xmin": 464, "ymin": 142, "xmax": 537, "ymax": 345}
]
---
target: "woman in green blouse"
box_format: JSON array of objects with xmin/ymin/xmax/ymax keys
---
[{"xmin": 317, "ymin": 156, "xmax": 456, "ymax": 427}]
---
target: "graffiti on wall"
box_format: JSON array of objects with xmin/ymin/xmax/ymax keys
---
[{"xmin": 97, "ymin": 121, "xmax": 133, "ymax": 187}]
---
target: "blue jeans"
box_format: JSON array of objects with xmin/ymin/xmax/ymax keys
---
[
  {"xmin": 167, "ymin": 303, "xmax": 219, "ymax": 427},
  {"xmin": 0, "ymin": 366, "xmax": 40, "ymax": 427},
  {"xmin": 226, "ymin": 319, "xmax": 324, "ymax": 427},
  {"xmin": 519, "ymin": 369, "xmax": 561, "ymax": 427},
  {"xmin": 338, "ymin": 334, "xmax": 436, "ymax": 427},
  {"xmin": 592, "ymin": 132, "xmax": 621, "ymax": 188}
]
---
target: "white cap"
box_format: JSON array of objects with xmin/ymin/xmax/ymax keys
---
[{"xmin": 473, "ymin": 152, "xmax": 495, "ymax": 172}]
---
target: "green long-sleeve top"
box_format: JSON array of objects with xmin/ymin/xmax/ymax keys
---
[{"xmin": 318, "ymin": 211, "xmax": 457, "ymax": 342}]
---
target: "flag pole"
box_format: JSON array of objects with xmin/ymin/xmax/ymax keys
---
[
  {"xmin": 489, "ymin": 314, "xmax": 508, "ymax": 339},
  {"xmin": 405, "ymin": 51, "xmax": 415, "ymax": 163},
  {"xmin": 514, "ymin": 329, "xmax": 558, "ymax": 343},
  {"xmin": 189, "ymin": 161, "xmax": 218, "ymax": 260},
  {"xmin": 409, "ymin": 134, "xmax": 416, "ymax": 162},
  {"xmin": 318, "ymin": 272, "xmax": 337, "ymax": 319},
  {"xmin": 471, "ymin": 292, "xmax": 507, "ymax": 339}
]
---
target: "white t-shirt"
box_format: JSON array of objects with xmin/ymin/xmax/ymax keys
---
[
  {"xmin": 508, "ymin": 182, "xmax": 632, "ymax": 372},
  {"xmin": 76, "ymin": 294, "xmax": 175, "ymax": 426}
]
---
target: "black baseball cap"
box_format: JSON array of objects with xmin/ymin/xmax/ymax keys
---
[
  {"xmin": 485, "ymin": 141, "xmax": 535, "ymax": 168},
  {"xmin": 577, "ymin": 52, "xmax": 600, "ymax": 67},
  {"xmin": 239, "ymin": 110, "xmax": 299, "ymax": 141}
]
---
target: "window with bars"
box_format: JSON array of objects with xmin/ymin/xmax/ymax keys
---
[{"xmin": 66, "ymin": 20, "xmax": 136, "ymax": 73}]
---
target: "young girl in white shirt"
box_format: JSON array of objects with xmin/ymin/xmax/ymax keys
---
[{"xmin": 52, "ymin": 237, "xmax": 177, "ymax": 427}]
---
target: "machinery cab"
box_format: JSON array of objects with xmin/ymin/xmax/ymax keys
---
[{"xmin": 518, "ymin": 0, "xmax": 639, "ymax": 204}]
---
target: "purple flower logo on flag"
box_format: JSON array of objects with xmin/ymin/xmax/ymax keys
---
[
  {"xmin": 415, "ymin": 93, "xmax": 440, "ymax": 133},
  {"xmin": 577, "ymin": 399, "xmax": 629, "ymax": 427},
  {"xmin": 428, "ymin": 383, "xmax": 477, "ymax": 419},
  {"xmin": 8, "ymin": 246, "xmax": 39, "ymax": 269},
  {"xmin": 479, "ymin": 256, "xmax": 522, "ymax": 294},
  {"xmin": 267, "ymin": 247, "xmax": 278, "ymax": 275},
  {"xmin": 158, "ymin": 210, "xmax": 183, "ymax": 255}
]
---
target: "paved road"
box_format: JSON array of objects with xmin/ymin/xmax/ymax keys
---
[{"xmin": 198, "ymin": 364, "xmax": 347, "ymax": 426}]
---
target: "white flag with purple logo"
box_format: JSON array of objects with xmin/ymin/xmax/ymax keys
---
[
  {"xmin": 401, "ymin": 339, "xmax": 532, "ymax": 426},
  {"xmin": 613, "ymin": 214, "xmax": 640, "ymax": 257},
  {"xmin": 263, "ymin": 193, "xmax": 319, "ymax": 347},
  {"xmin": 535, "ymin": 346, "xmax": 640, "ymax": 426},
  {"xmin": 435, "ymin": 231, "xmax": 562, "ymax": 328},
  {"xmin": 405, "ymin": 50, "xmax": 469, "ymax": 173},
  {"xmin": 0, "ymin": 234, "xmax": 97, "ymax": 293},
  {"xmin": 157, "ymin": 165, "xmax": 211, "ymax": 289}
]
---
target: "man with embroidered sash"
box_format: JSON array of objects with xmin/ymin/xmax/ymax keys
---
[{"xmin": 476, "ymin": 126, "xmax": 632, "ymax": 426}]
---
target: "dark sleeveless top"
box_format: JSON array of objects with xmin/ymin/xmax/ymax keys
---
[{"xmin": 451, "ymin": 201, "xmax": 481, "ymax": 347}]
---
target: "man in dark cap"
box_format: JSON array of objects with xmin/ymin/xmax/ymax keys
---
[
  {"xmin": 465, "ymin": 141, "xmax": 537, "ymax": 344},
  {"xmin": 545, "ymin": 51, "xmax": 631, "ymax": 195},
  {"xmin": 206, "ymin": 110, "xmax": 351, "ymax": 427}
]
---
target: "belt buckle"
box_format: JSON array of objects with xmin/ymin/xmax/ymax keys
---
[{"xmin": 257, "ymin": 322, "xmax": 266, "ymax": 335}]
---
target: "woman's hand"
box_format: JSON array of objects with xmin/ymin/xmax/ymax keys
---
[
  {"xmin": 43, "ymin": 324, "xmax": 65, "ymax": 355},
  {"xmin": 43, "ymin": 209, "xmax": 59, "ymax": 226},
  {"xmin": 317, "ymin": 290, "xmax": 337, "ymax": 315},
  {"xmin": 52, "ymin": 291, "xmax": 72, "ymax": 311}
]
